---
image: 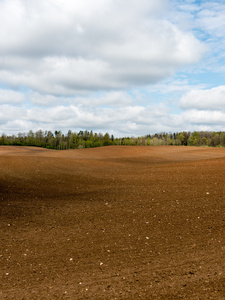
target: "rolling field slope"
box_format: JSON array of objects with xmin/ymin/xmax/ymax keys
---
[{"xmin": 1, "ymin": 146, "xmax": 225, "ymax": 299}]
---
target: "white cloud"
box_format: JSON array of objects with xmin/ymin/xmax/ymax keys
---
[
  {"xmin": 2, "ymin": 99, "xmax": 225, "ymax": 137},
  {"xmin": 0, "ymin": 89, "xmax": 26, "ymax": 104},
  {"xmin": 29, "ymin": 91, "xmax": 134, "ymax": 107},
  {"xmin": 197, "ymin": 2, "xmax": 225, "ymax": 39},
  {"xmin": 0, "ymin": 0, "xmax": 207, "ymax": 96},
  {"xmin": 181, "ymin": 109, "xmax": 225, "ymax": 127},
  {"xmin": 1, "ymin": 0, "xmax": 225, "ymax": 137},
  {"xmin": 29, "ymin": 93, "xmax": 64, "ymax": 106},
  {"xmin": 0, "ymin": 105, "xmax": 27, "ymax": 126},
  {"xmin": 0, "ymin": 102, "xmax": 177, "ymax": 136},
  {"xmin": 180, "ymin": 86, "xmax": 225, "ymax": 111}
]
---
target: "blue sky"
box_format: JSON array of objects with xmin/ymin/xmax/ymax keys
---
[{"xmin": 0, "ymin": 0, "xmax": 225, "ymax": 137}]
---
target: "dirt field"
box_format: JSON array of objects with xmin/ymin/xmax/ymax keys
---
[{"xmin": 1, "ymin": 145, "xmax": 225, "ymax": 299}]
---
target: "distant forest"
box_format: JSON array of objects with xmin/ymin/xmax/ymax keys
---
[{"xmin": 1, "ymin": 130, "xmax": 225, "ymax": 150}]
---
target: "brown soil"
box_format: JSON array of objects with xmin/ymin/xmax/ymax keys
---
[{"xmin": 1, "ymin": 145, "xmax": 225, "ymax": 299}]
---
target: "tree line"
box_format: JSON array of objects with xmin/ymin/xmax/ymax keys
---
[{"xmin": 1, "ymin": 130, "xmax": 225, "ymax": 149}]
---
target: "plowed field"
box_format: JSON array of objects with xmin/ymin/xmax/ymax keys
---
[{"xmin": 1, "ymin": 146, "xmax": 225, "ymax": 299}]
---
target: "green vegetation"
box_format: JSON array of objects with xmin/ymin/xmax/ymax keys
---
[{"xmin": 1, "ymin": 130, "xmax": 225, "ymax": 149}]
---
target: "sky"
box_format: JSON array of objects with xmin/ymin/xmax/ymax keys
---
[{"xmin": 0, "ymin": 0, "xmax": 225, "ymax": 137}]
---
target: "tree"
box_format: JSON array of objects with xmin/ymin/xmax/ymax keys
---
[
  {"xmin": 0, "ymin": 134, "xmax": 7, "ymax": 145},
  {"xmin": 103, "ymin": 133, "xmax": 110, "ymax": 146},
  {"xmin": 54, "ymin": 131, "xmax": 62, "ymax": 148},
  {"xmin": 45, "ymin": 131, "xmax": 54, "ymax": 148},
  {"xmin": 211, "ymin": 132, "xmax": 220, "ymax": 147},
  {"xmin": 188, "ymin": 131, "xmax": 199, "ymax": 146},
  {"xmin": 27, "ymin": 130, "xmax": 35, "ymax": 145}
]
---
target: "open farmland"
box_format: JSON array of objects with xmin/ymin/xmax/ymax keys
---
[{"xmin": 1, "ymin": 145, "xmax": 225, "ymax": 299}]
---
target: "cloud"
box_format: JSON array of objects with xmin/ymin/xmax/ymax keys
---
[
  {"xmin": 197, "ymin": 2, "xmax": 225, "ymax": 39},
  {"xmin": 181, "ymin": 110, "xmax": 225, "ymax": 127},
  {"xmin": 180, "ymin": 86, "xmax": 225, "ymax": 111},
  {"xmin": 2, "ymin": 98, "xmax": 225, "ymax": 137},
  {"xmin": 29, "ymin": 91, "xmax": 134, "ymax": 107},
  {"xmin": 0, "ymin": 102, "xmax": 178, "ymax": 136},
  {"xmin": 0, "ymin": 89, "xmax": 26, "ymax": 104},
  {"xmin": 0, "ymin": 105, "xmax": 27, "ymax": 126},
  {"xmin": 1, "ymin": 0, "xmax": 224, "ymax": 137},
  {"xmin": 0, "ymin": 0, "xmax": 207, "ymax": 95}
]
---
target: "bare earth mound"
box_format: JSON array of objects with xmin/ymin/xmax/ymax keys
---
[{"xmin": 1, "ymin": 146, "xmax": 225, "ymax": 299}]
